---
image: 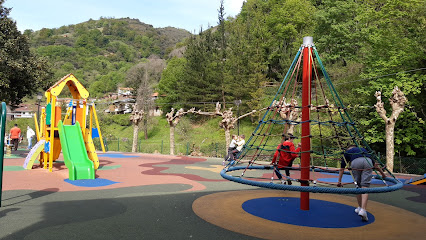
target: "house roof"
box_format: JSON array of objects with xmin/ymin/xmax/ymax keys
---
[
  {"xmin": 118, "ymin": 87, "xmax": 134, "ymax": 91},
  {"xmin": 12, "ymin": 104, "xmax": 37, "ymax": 112}
]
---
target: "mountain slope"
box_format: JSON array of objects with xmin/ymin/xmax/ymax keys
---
[{"xmin": 25, "ymin": 17, "xmax": 191, "ymax": 97}]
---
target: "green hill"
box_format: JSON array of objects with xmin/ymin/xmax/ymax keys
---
[{"xmin": 25, "ymin": 17, "xmax": 191, "ymax": 98}]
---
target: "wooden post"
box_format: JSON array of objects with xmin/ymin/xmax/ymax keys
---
[{"xmin": 301, "ymin": 36, "xmax": 313, "ymax": 210}]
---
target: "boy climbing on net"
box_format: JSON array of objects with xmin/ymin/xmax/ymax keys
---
[{"xmin": 271, "ymin": 134, "xmax": 301, "ymax": 185}]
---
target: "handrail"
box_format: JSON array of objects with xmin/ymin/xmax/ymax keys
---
[{"xmin": 0, "ymin": 102, "xmax": 7, "ymax": 207}]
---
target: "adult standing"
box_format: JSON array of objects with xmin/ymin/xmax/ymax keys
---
[
  {"xmin": 337, "ymin": 146, "xmax": 386, "ymax": 222},
  {"xmin": 26, "ymin": 126, "xmax": 36, "ymax": 149},
  {"xmin": 271, "ymin": 134, "xmax": 301, "ymax": 185},
  {"xmin": 9, "ymin": 124, "xmax": 21, "ymax": 151}
]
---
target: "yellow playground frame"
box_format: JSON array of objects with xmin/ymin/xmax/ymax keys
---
[{"xmin": 33, "ymin": 73, "xmax": 105, "ymax": 174}]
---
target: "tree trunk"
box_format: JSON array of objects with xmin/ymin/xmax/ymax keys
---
[
  {"xmin": 170, "ymin": 125, "xmax": 175, "ymax": 155},
  {"xmin": 132, "ymin": 123, "xmax": 139, "ymax": 153},
  {"xmin": 386, "ymin": 122, "xmax": 395, "ymax": 172},
  {"xmin": 374, "ymin": 87, "xmax": 407, "ymax": 173}
]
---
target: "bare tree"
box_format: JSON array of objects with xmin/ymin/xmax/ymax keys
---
[
  {"xmin": 192, "ymin": 102, "xmax": 267, "ymax": 151},
  {"xmin": 127, "ymin": 55, "xmax": 166, "ymax": 148},
  {"xmin": 374, "ymin": 86, "xmax": 407, "ymax": 172},
  {"xmin": 130, "ymin": 104, "xmax": 144, "ymax": 152},
  {"xmin": 275, "ymin": 98, "xmax": 300, "ymax": 135},
  {"xmin": 166, "ymin": 108, "xmax": 195, "ymax": 155}
]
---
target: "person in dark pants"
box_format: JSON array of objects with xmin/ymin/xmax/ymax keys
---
[
  {"xmin": 230, "ymin": 135, "xmax": 245, "ymax": 161},
  {"xmin": 271, "ymin": 134, "xmax": 301, "ymax": 185},
  {"xmin": 9, "ymin": 124, "xmax": 22, "ymax": 151},
  {"xmin": 223, "ymin": 135, "xmax": 238, "ymax": 165}
]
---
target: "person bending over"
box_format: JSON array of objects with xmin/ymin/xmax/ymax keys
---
[
  {"xmin": 337, "ymin": 146, "xmax": 386, "ymax": 222},
  {"xmin": 271, "ymin": 134, "xmax": 301, "ymax": 185}
]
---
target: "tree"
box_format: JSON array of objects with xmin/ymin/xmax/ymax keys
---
[
  {"xmin": 127, "ymin": 55, "xmax": 165, "ymax": 145},
  {"xmin": 374, "ymin": 87, "xmax": 407, "ymax": 172},
  {"xmin": 313, "ymin": 0, "xmax": 363, "ymax": 64},
  {"xmin": 217, "ymin": 0, "xmax": 227, "ymax": 107},
  {"xmin": 157, "ymin": 57, "xmax": 187, "ymax": 112},
  {"xmin": 130, "ymin": 104, "xmax": 144, "ymax": 152},
  {"xmin": 192, "ymin": 102, "xmax": 267, "ymax": 151},
  {"xmin": 179, "ymin": 31, "xmax": 222, "ymax": 111},
  {"xmin": 166, "ymin": 108, "xmax": 195, "ymax": 155},
  {"xmin": 0, "ymin": 1, "xmax": 52, "ymax": 105},
  {"xmin": 351, "ymin": 0, "xmax": 425, "ymax": 158}
]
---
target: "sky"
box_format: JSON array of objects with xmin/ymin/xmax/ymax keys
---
[{"xmin": 4, "ymin": 0, "xmax": 246, "ymax": 33}]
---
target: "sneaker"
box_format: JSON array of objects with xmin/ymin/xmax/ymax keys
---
[
  {"xmin": 287, "ymin": 180, "xmax": 292, "ymax": 185},
  {"xmin": 280, "ymin": 180, "xmax": 286, "ymax": 185},
  {"xmin": 358, "ymin": 209, "xmax": 368, "ymax": 222},
  {"xmin": 355, "ymin": 207, "xmax": 361, "ymax": 214},
  {"xmin": 222, "ymin": 161, "xmax": 225, "ymax": 166}
]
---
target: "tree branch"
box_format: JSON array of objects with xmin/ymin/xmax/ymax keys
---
[
  {"xmin": 374, "ymin": 91, "xmax": 388, "ymax": 122},
  {"xmin": 388, "ymin": 86, "xmax": 407, "ymax": 123}
]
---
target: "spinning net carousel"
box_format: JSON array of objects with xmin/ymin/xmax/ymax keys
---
[{"xmin": 220, "ymin": 37, "xmax": 403, "ymax": 210}]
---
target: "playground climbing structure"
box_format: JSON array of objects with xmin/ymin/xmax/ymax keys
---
[
  {"xmin": 29, "ymin": 74, "xmax": 105, "ymax": 180},
  {"xmin": 221, "ymin": 37, "xmax": 403, "ymax": 210}
]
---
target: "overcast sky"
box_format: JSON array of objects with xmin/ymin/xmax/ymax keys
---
[{"xmin": 4, "ymin": 0, "xmax": 245, "ymax": 33}]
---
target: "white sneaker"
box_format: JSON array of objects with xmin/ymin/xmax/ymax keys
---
[
  {"xmin": 358, "ymin": 208, "xmax": 368, "ymax": 222},
  {"xmin": 355, "ymin": 207, "xmax": 361, "ymax": 214},
  {"xmin": 280, "ymin": 180, "xmax": 286, "ymax": 185}
]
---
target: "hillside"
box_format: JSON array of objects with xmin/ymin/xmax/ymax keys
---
[{"xmin": 25, "ymin": 17, "xmax": 191, "ymax": 97}]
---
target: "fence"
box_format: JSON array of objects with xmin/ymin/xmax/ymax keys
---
[
  {"xmin": 1, "ymin": 102, "xmax": 7, "ymax": 207},
  {"xmin": 380, "ymin": 155, "xmax": 426, "ymax": 175},
  {"xmin": 16, "ymin": 137, "xmax": 426, "ymax": 176},
  {"xmin": 94, "ymin": 138, "xmax": 227, "ymax": 158}
]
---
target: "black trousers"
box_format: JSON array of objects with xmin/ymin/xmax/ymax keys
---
[
  {"xmin": 225, "ymin": 147, "xmax": 237, "ymax": 160},
  {"xmin": 11, "ymin": 138, "xmax": 19, "ymax": 151},
  {"xmin": 274, "ymin": 160, "xmax": 294, "ymax": 179}
]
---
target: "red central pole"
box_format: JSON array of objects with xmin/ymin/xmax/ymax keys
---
[{"xmin": 301, "ymin": 37, "xmax": 313, "ymax": 210}]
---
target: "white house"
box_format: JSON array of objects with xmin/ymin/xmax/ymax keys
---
[{"xmin": 10, "ymin": 104, "xmax": 36, "ymax": 119}]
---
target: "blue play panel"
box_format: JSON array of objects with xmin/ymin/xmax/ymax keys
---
[
  {"xmin": 242, "ymin": 197, "xmax": 374, "ymax": 228},
  {"xmin": 64, "ymin": 178, "xmax": 119, "ymax": 187},
  {"xmin": 98, "ymin": 153, "xmax": 138, "ymax": 158}
]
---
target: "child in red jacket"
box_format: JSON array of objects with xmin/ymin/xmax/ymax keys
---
[{"xmin": 271, "ymin": 134, "xmax": 301, "ymax": 184}]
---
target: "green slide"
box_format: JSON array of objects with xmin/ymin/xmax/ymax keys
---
[{"xmin": 58, "ymin": 121, "xmax": 95, "ymax": 180}]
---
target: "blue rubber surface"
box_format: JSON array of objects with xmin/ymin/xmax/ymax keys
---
[
  {"xmin": 64, "ymin": 178, "xmax": 120, "ymax": 187},
  {"xmin": 317, "ymin": 175, "xmax": 353, "ymax": 183},
  {"xmin": 98, "ymin": 153, "xmax": 138, "ymax": 158},
  {"xmin": 318, "ymin": 173, "xmax": 407, "ymax": 185},
  {"xmin": 242, "ymin": 197, "xmax": 374, "ymax": 228}
]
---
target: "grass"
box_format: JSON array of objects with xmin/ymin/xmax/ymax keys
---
[
  {"xmin": 98, "ymin": 114, "xmax": 258, "ymax": 157},
  {"xmin": 4, "ymin": 110, "xmax": 261, "ymax": 157}
]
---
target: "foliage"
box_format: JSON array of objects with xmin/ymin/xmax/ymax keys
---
[
  {"xmin": 126, "ymin": 55, "xmax": 166, "ymax": 141},
  {"xmin": 8, "ymin": 0, "xmax": 423, "ymax": 159},
  {"xmin": 157, "ymin": 0, "xmax": 424, "ymax": 158},
  {"xmin": 0, "ymin": 0, "xmax": 52, "ymax": 105},
  {"xmin": 26, "ymin": 17, "xmax": 190, "ymax": 98},
  {"xmin": 157, "ymin": 57, "xmax": 187, "ymax": 111}
]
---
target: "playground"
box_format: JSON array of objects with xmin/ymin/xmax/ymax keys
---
[
  {"xmin": 0, "ymin": 150, "xmax": 425, "ymax": 239},
  {"xmin": 1, "ymin": 38, "xmax": 425, "ymax": 239}
]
